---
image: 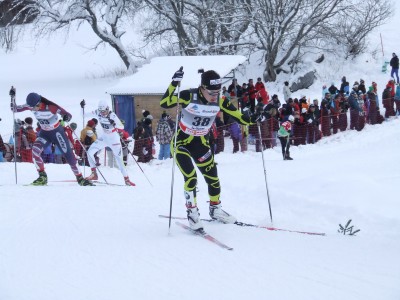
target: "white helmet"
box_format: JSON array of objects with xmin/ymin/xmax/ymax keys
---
[
  {"xmin": 288, "ymin": 115, "xmax": 295, "ymax": 122},
  {"xmin": 98, "ymin": 100, "xmax": 109, "ymax": 116}
]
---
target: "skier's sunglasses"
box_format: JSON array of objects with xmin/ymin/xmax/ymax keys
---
[
  {"xmin": 32, "ymin": 102, "xmax": 41, "ymax": 110},
  {"xmin": 205, "ymin": 89, "xmax": 221, "ymax": 96}
]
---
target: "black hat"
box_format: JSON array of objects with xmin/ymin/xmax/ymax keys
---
[
  {"xmin": 24, "ymin": 117, "xmax": 33, "ymax": 125},
  {"xmin": 200, "ymin": 70, "xmax": 222, "ymax": 90},
  {"xmin": 161, "ymin": 112, "xmax": 167, "ymax": 119},
  {"xmin": 142, "ymin": 110, "xmax": 150, "ymax": 118}
]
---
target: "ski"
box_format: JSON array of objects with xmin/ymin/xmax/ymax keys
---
[
  {"xmin": 175, "ymin": 221, "xmax": 233, "ymax": 251},
  {"xmin": 92, "ymin": 181, "xmax": 126, "ymax": 187},
  {"xmin": 159, "ymin": 215, "xmax": 325, "ymax": 236},
  {"xmin": 49, "ymin": 180, "xmax": 126, "ymax": 186}
]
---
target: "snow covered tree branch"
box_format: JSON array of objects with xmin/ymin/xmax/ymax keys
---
[
  {"xmin": 142, "ymin": 0, "xmax": 253, "ymax": 56},
  {"xmin": 1, "ymin": 0, "xmax": 141, "ymax": 71}
]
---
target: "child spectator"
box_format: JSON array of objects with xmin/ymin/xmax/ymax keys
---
[{"xmin": 156, "ymin": 113, "xmax": 173, "ymax": 160}]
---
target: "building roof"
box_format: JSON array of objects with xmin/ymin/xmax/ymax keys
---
[{"xmin": 107, "ymin": 55, "xmax": 247, "ymax": 95}]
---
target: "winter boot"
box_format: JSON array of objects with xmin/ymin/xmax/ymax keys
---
[
  {"xmin": 284, "ymin": 153, "xmax": 293, "ymax": 160},
  {"xmin": 209, "ymin": 201, "xmax": 237, "ymax": 224},
  {"xmin": 32, "ymin": 171, "xmax": 48, "ymax": 186},
  {"xmin": 76, "ymin": 174, "xmax": 94, "ymax": 186},
  {"xmin": 85, "ymin": 169, "xmax": 98, "ymax": 180},
  {"xmin": 124, "ymin": 176, "xmax": 136, "ymax": 186}
]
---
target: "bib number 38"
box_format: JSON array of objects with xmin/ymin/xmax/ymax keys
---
[{"xmin": 192, "ymin": 117, "xmax": 211, "ymax": 127}]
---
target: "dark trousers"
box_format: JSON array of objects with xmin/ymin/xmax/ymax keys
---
[{"xmin": 278, "ymin": 136, "xmax": 290, "ymax": 159}]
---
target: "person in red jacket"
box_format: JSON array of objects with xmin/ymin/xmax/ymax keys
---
[
  {"xmin": 117, "ymin": 125, "xmax": 132, "ymax": 166},
  {"xmin": 330, "ymin": 94, "xmax": 341, "ymax": 134},
  {"xmin": 247, "ymin": 79, "xmax": 257, "ymax": 113},
  {"xmin": 255, "ymin": 77, "xmax": 270, "ymax": 104}
]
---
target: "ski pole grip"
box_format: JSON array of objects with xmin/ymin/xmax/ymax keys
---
[{"xmin": 178, "ymin": 66, "xmax": 183, "ymax": 87}]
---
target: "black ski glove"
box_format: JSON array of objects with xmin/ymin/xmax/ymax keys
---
[
  {"xmin": 80, "ymin": 100, "xmax": 86, "ymax": 108},
  {"xmin": 63, "ymin": 114, "xmax": 72, "ymax": 122},
  {"xmin": 172, "ymin": 67, "xmax": 184, "ymax": 82},
  {"xmin": 250, "ymin": 112, "xmax": 262, "ymax": 123},
  {"xmin": 9, "ymin": 86, "xmax": 16, "ymax": 97}
]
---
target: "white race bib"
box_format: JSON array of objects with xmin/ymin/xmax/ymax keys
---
[{"xmin": 179, "ymin": 102, "xmax": 220, "ymax": 136}]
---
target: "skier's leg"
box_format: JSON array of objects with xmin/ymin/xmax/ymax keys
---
[
  {"xmin": 85, "ymin": 139, "xmax": 104, "ymax": 180},
  {"xmin": 193, "ymin": 139, "xmax": 236, "ymax": 224},
  {"xmin": 175, "ymin": 143, "xmax": 202, "ymax": 229}
]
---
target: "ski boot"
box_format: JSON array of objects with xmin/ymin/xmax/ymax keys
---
[
  {"xmin": 209, "ymin": 201, "xmax": 237, "ymax": 224},
  {"xmin": 76, "ymin": 174, "xmax": 94, "ymax": 186},
  {"xmin": 124, "ymin": 176, "xmax": 136, "ymax": 186},
  {"xmin": 184, "ymin": 190, "xmax": 203, "ymax": 230},
  {"xmin": 31, "ymin": 171, "xmax": 48, "ymax": 186},
  {"xmin": 85, "ymin": 169, "xmax": 98, "ymax": 180},
  {"xmin": 187, "ymin": 205, "xmax": 203, "ymax": 231}
]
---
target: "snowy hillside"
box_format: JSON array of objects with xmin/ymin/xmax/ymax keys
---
[{"xmin": 1, "ymin": 3, "xmax": 400, "ymax": 300}]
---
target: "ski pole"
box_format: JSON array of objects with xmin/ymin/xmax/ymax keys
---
[
  {"xmin": 120, "ymin": 137, "xmax": 153, "ymax": 187},
  {"xmin": 256, "ymin": 120, "xmax": 273, "ymax": 224},
  {"xmin": 81, "ymin": 100, "xmax": 86, "ymax": 177},
  {"xmin": 9, "ymin": 86, "xmax": 18, "ymax": 184},
  {"xmin": 169, "ymin": 66, "xmax": 183, "ymax": 232},
  {"xmin": 70, "ymin": 127, "xmax": 109, "ymax": 184}
]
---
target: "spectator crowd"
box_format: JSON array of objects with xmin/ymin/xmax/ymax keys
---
[{"xmin": 1, "ymin": 72, "xmax": 400, "ymax": 164}]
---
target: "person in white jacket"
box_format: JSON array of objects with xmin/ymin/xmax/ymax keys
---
[
  {"xmin": 80, "ymin": 99, "xmax": 135, "ymax": 186},
  {"xmin": 283, "ymin": 81, "xmax": 291, "ymax": 102}
]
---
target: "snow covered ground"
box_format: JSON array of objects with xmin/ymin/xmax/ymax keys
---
[
  {"xmin": 1, "ymin": 4, "xmax": 400, "ymax": 300},
  {"xmin": 0, "ymin": 118, "xmax": 399, "ymax": 300}
]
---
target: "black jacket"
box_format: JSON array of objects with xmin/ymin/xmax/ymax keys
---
[{"xmin": 390, "ymin": 55, "xmax": 399, "ymax": 69}]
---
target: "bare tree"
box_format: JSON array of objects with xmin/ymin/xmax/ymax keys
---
[
  {"xmin": 249, "ymin": 0, "xmax": 394, "ymax": 81},
  {"xmin": 248, "ymin": 0, "xmax": 349, "ymax": 82},
  {"xmin": 323, "ymin": 0, "xmax": 392, "ymax": 59},
  {"xmin": 1, "ymin": 0, "xmax": 142, "ymax": 71},
  {"xmin": 0, "ymin": 25, "xmax": 21, "ymax": 52},
  {"xmin": 142, "ymin": 0, "xmax": 253, "ymax": 56}
]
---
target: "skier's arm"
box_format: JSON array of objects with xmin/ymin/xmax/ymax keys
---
[
  {"xmin": 44, "ymin": 100, "xmax": 72, "ymax": 121},
  {"xmin": 109, "ymin": 112, "xmax": 124, "ymax": 130},
  {"xmin": 160, "ymin": 82, "xmax": 191, "ymax": 108},
  {"xmin": 219, "ymin": 97, "xmax": 256, "ymax": 125},
  {"xmin": 83, "ymin": 109, "xmax": 99, "ymax": 119},
  {"xmin": 12, "ymin": 104, "xmax": 31, "ymax": 113}
]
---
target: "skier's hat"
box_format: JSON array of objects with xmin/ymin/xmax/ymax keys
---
[
  {"xmin": 199, "ymin": 69, "xmax": 222, "ymax": 91},
  {"xmin": 26, "ymin": 93, "xmax": 41, "ymax": 107}
]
